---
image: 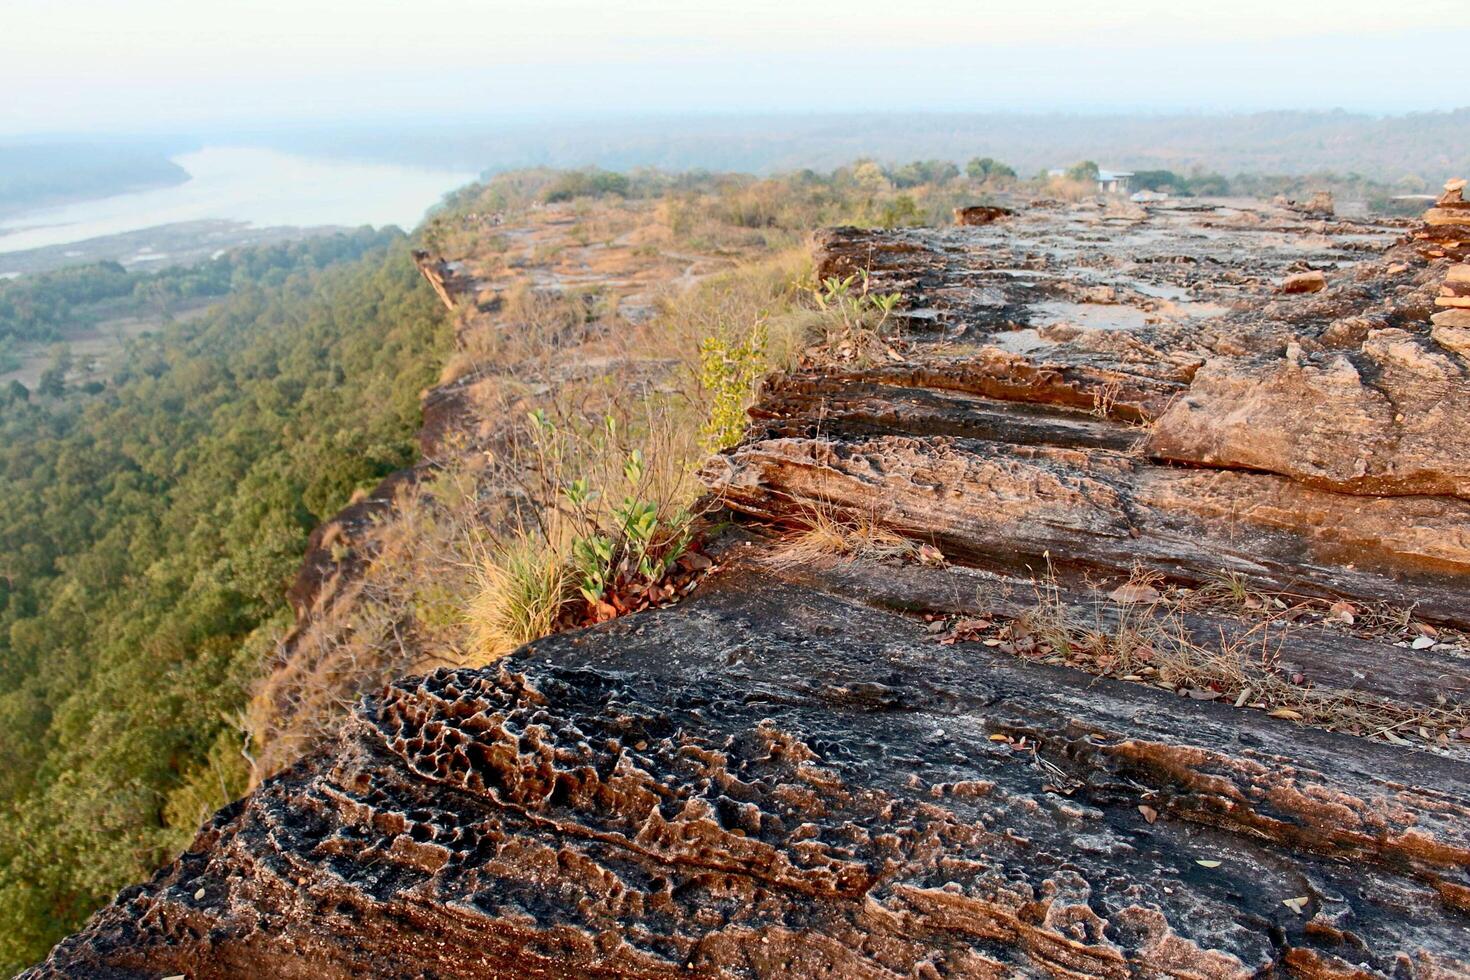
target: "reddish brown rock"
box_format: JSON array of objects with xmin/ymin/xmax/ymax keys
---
[
  {"xmin": 1276, "ymin": 190, "xmax": 1335, "ymax": 218},
  {"xmin": 411, "ymin": 249, "xmax": 466, "ymax": 312},
  {"xmin": 1146, "ymin": 333, "xmax": 1470, "ymax": 499},
  {"xmin": 1412, "ymin": 179, "xmax": 1470, "ymax": 261},
  {"xmin": 953, "ymin": 205, "xmax": 1014, "ymax": 226},
  {"xmin": 1279, "ymin": 270, "xmax": 1327, "ymax": 294}
]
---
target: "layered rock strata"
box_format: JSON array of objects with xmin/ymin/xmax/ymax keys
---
[{"xmin": 27, "ymin": 193, "xmax": 1470, "ymax": 978}]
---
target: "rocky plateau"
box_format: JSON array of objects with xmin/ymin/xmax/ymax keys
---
[{"xmin": 24, "ymin": 185, "xmax": 1470, "ymax": 978}]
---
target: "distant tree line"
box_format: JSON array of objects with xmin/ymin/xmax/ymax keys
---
[
  {"xmin": 0, "ymin": 142, "xmax": 190, "ymax": 216},
  {"xmin": 0, "ymin": 227, "xmax": 400, "ymax": 346}
]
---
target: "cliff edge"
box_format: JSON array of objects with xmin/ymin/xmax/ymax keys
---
[{"xmin": 25, "ymin": 186, "xmax": 1470, "ymax": 978}]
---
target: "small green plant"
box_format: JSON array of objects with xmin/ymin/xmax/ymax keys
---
[
  {"xmin": 802, "ymin": 270, "xmax": 903, "ymax": 361},
  {"xmin": 560, "ymin": 447, "xmax": 694, "ymax": 606},
  {"xmin": 518, "ymin": 411, "xmax": 696, "ymax": 616},
  {"xmin": 698, "ymin": 321, "xmax": 768, "ymax": 452},
  {"xmin": 809, "ymin": 271, "xmax": 901, "ymax": 333}
]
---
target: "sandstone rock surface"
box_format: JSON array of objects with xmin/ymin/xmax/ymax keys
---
[
  {"xmin": 28, "ymin": 195, "xmax": 1470, "ymax": 978},
  {"xmin": 24, "ymin": 571, "xmax": 1470, "ymax": 979}
]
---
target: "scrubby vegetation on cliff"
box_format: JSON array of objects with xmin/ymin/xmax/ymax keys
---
[
  {"xmin": 247, "ymin": 165, "xmax": 943, "ymax": 778},
  {"xmin": 0, "ymin": 230, "xmax": 449, "ymax": 970}
]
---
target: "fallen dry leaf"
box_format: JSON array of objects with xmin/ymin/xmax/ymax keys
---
[
  {"xmin": 1282, "ymin": 896, "xmax": 1309, "ymax": 914},
  {"xmin": 1108, "ymin": 583, "xmax": 1160, "ymax": 605},
  {"xmin": 916, "ymin": 543, "xmax": 946, "ymax": 566},
  {"xmin": 1195, "ymin": 859, "xmax": 1222, "ymax": 869},
  {"xmin": 1138, "ymin": 804, "xmax": 1158, "ymax": 824},
  {"xmin": 1268, "ymin": 708, "xmax": 1304, "ymax": 721}
]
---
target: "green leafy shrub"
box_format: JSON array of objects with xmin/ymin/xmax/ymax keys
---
[{"xmin": 698, "ymin": 321, "xmax": 768, "ymax": 453}]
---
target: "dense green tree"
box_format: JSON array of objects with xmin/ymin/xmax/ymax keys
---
[
  {"xmin": 1130, "ymin": 169, "xmax": 1187, "ymax": 193},
  {"xmin": 0, "ymin": 230, "xmax": 449, "ymax": 972},
  {"xmin": 1065, "ymin": 160, "xmax": 1101, "ymax": 182},
  {"xmin": 888, "ymin": 159, "xmax": 960, "ymax": 188},
  {"xmin": 1186, "ymin": 172, "xmax": 1232, "ymax": 196},
  {"xmin": 541, "ymin": 169, "xmax": 632, "ymax": 203},
  {"xmin": 965, "ymin": 156, "xmax": 1017, "ymax": 181},
  {"xmin": 35, "ymin": 366, "xmax": 63, "ymax": 399}
]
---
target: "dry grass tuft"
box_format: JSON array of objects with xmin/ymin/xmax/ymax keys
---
[
  {"xmin": 769, "ymin": 503, "xmax": 916, "ymax": 568},
  {"xmin": 466, "ymin": 531, "xmax": 571, "ymax": 663},
  {"xmin": 989, "ymin": 563, "xmax": 1470, "ymax": 747}
]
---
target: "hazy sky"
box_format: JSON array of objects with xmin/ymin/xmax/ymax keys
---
[{"xmin": 4, "ymin": 0, "xmax": 1468, "ymax": 135}]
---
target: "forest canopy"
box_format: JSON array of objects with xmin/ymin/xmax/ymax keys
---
[
  {"xmin": 0, "ymin": 230, "xmax": 400, "ymax": 345},
  {"xmin": 0, "ymin": 228, "xmax": 449, "ymax": 971}
]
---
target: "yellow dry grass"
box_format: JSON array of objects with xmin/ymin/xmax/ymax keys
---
[
  {"xmin": 466, "ymin": 530, "xmax": 570, "ymax": 661},
  {"xmin": 767, "ymin": 502, "xmax": 917, "ymax": 569}
]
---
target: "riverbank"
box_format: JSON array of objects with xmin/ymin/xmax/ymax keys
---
[{"xmin": 0, "ymin": 218, "xmax": 345, "ymax": 276}]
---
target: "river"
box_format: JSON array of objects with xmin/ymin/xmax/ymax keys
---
[{"xmin": 0, "ymin": 146, "xmax": 477, "ymax": 255}]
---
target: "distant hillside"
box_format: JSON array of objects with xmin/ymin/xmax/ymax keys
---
[
  {"xmin": 265, "ymin": 109, "xmax": 1470, "ymax": 186},
  {"xmin": 0, "ymin": 141, "xmax": 191, "ymax": 216}
]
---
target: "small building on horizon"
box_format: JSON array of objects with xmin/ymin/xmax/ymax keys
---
[{"xmin": 1097, "ymin": 169, "xmax": 1134, "ymax": 194}]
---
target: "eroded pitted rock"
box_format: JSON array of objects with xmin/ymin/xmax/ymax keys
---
[{"xmin": 24, "ymin": 577, "xmax": 1470, "ymax": 978}]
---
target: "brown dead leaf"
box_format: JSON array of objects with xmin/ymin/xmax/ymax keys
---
[
  {"xmin": 1109, "ymin": 583, "xmax": 1160, "ymax": 605},
  {"xmin": 916, "ymin": 543, "xmax": 946, "ymax": 566},
  {"xmin": 1268, "ymin": 708, "xmax": 1304, "ymax": 721},
  {"xmin": 1138, "ymin": 804, "xmax": 1158, "ymax": 824}
]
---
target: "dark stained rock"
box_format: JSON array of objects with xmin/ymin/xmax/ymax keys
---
[
  {"xmin": 953, "ymin": 205, "xmax": 1014, "ymax": 226},
  {"xmin": 22, "ymin": 573, "xmax": 1470, "ymax": 979}
]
